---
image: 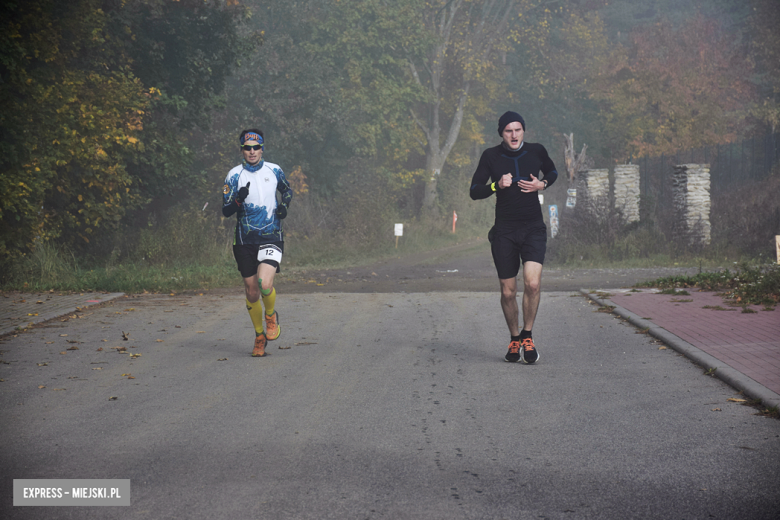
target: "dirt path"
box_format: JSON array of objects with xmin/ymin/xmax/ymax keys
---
[{"xmin": 276, "ymin": 238, "xmax": 702, "ymax": 294}]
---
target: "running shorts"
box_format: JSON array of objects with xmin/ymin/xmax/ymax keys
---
[
  {"xmin": 490, "ymin": 221, "xmax": 547, "ymax": 279},
  {"xmin": 233, "ymin": 242, "xmax": 284, "ymax": 278}
]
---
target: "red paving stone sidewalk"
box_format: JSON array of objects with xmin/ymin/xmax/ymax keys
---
[{"xmin": 607, "ymin": 289, "xmax": 780, "ymax": 396}]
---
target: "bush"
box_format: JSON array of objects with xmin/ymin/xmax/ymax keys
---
[{"xmin": 547, "ymin": 198, "xmax": 671, "ymax": 264}]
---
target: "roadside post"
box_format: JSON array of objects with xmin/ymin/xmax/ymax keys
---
[
  {"xmin": 549, "ymin": 205, "xmax": 559, "ymax": 238},
  {"xmin": 452, "ymin": 211, "xmax": 457, "ymax": 233},
  {"xmin": 566, "ymin": 188, "xmax": 577, "ymax": 209},
  {"xmin": 776, "ymin": 235, "xmax": 779, "ymax": 264},
  {"xmin": 395, "ymin": 223, "xmax": 403, "ymax": 249}
]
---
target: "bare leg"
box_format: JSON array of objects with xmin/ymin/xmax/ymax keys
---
[
  {"xmin": 499, "ymin": 277, "xmax": 520, "ymax": 336},
  {"xmin": 257, "ymin": 262, "xmax": 277, "ymax": 295},
  {"xmin": 243, "ymin": 273, "xmax": 260, "ymax": 303},
  {"xmin": 521, "ymin": 261, "xmax": 543, "ymax": 331}
]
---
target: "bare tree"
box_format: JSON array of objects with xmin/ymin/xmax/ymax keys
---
[
  {"xmin": 409, "ymin": 0, "xmax": 519, "ymax": 217},
  {"xmin": 563, "ymin": 132, "xmax": 589, "ymax": 184}
]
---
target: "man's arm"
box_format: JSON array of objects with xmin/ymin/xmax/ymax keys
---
[
  {"xmin": 539, "ymin": 145, "xmax": 559, "ymax": 189},
  {"xmin": 470, "ymin": 152, "xmax": 497, "ymax": 200},
  {"xmin": 275, "ymin": 167, "xmax": 293, "ymax": 219},
  {"xmin": 222, "ymin": 173, "xmax": 241, "ymax": 217}
]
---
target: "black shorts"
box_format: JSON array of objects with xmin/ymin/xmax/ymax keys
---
[
  {"xmin": 490, "ymin": 221, "xmax": 547, "ymax": 279},
  {"xmin": 233, "ymin": 242, "xmax": 284, "ymax": 279}
]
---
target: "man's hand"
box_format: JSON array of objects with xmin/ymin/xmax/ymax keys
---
[
  {"xmin": 498, "ymin": 173, "xmax": 513, "ymax": 189},
  {"xmin": 237, "ymin": 182, "xmax": 250, "ymax": 203},
  {"xmin": 519, "ymin": 174, "xmax": 542, "ymax": 193},
  {"xmin": 275, "ymin": 205, "xmax": 287, "ymax": 219}
]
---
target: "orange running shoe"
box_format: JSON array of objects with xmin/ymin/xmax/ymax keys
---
[
  {"xmin": 252, "ymin": 333, "xmax": 267, "ymax": 357},
  {"xmin": 504, "ymin": 340, "xmax": 521, "ymax": 363},
  {"xmin": 265, "ymin": 311, "xmax": 280, "ymax": 340},
  {"xmin": 520, "ymin": 337, "xmax": 539, "ymax": 364}
]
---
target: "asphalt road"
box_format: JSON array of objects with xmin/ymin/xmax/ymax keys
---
[{"xmin": 1, "ymin": 247, "xmax": 779, "ymax": 519}]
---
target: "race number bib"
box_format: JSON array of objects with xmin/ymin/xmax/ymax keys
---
[{"xmin": 257, "ymin": 245, "xmax": 283, "ymax": 264}]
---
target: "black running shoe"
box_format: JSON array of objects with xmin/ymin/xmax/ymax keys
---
[
  {"xmin": 520, "ymin": 338, "xmax": 539, "ymax": 364},
  {"xmin": 504, "ymin": 340, "xmax": 521, "ymax": 363}
]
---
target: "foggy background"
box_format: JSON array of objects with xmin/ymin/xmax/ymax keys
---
[{"xmin": 2, "ymin": 0, "xmax": 778, "ymax": 290}]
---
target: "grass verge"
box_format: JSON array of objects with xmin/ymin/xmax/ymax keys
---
[{"xmin": 635, "ymin": 262, "xmax": 780, "ymax": 308}]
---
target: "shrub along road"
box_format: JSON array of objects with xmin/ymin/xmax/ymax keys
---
[{"xmin": 1, "ymin": 248, "xmax": 778, "ymax": 518}]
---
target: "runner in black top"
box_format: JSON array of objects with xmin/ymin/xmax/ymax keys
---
[{"xmin": 470, "ymin": 111, "xmax": 558, "ymax": 364}]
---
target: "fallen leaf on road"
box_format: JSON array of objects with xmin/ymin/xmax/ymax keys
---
[
  {"xmin": 59, "ymin": 334, "xmax": 68, "ymax": 337},
  {"xmin": 727, "ymin": 398, "xmax": 747, "ymax": 403},
  {"xmin": 67, "ymin": 346, "xmax": 79, "ymax": 350},
  {"xmin": 217, "ymin": 358, "xmax": 228, "ymax": 361},
  {"xmin": 27, "ymin": 313, "xmax": 38, "ymax": 316},
  {"xmin": 127, "ymin": 376, "xmax": 135, "ymax": 379},
  {"xmin": 278, "ymin": 346, "xmax": 291, "ymax": 350},
  {"xmin": 121, "ymin": 373, "xmax": 131, "ymax": 376},
  {"xmin": 122, "ymin": 331, "xmax": 129, "ymax": 341},
  {"xmin": 60, "ymin": 351, "xmax": 67, "ymax": 355},
  {"xmin": 108, "ymin": 396, "xmax": 118, "ymax": 401},
  {"xmin": 658, "ymin": 346, "xmax": 668, "ymax": 350},
  {"xmin": 129, "ymin": 353, "xmax": 141, "ymax": 359},
  {"xmin": 36, "ymin": 301, "xmax": 43, "ymax": 304},
  {"xmin": 92, "ymin": 367, "xmax": 102, "ymax": 370},
  {"xmin": 295, "ymin": 341, "xmax": 317, "ymax": 346},
  {"xmin": 175, "ymin": 325, "xmax": 181, "ymax": 328},
  {"xmin": 101, "ymin": 339, "xmax": 108, "ymax": 342},
  {"xmin": 156, "ymin": 339, "xmax": 163, "ymax": 342},
  {"xmin": 38, "ymin": 385, "xmax": 45, "ymax": 389},
  {"xmin": 37, "ymin": 363, "xmax": 48, "ymax": 366},
  {"xmin": 196, "ymin": 331, "xmax": 206, "ymax": 333},
  {"xmin": 112, "ymin": 346, "xmax": 127, "ymax": 351},
  {"xmin": 96, "ymin": 347, "xmax": 103, "ymax": 351},
  {"xmin": 164, "ymin": 310, "xmax": 173, "ymax": 312},
  {"xmin": 53, "ymin": 388, "xmax": 66, "ymax": 391},
  {"xmin": 711, "ymin": 408, "xmax": 722, "ymax": 412},
  {"xmin": 45, "ymin": 341, "xmax": 53, "ymax": 344},
  {"xmin": 124, "ymin": 308, "xmax": 135, "ymax": 312}
]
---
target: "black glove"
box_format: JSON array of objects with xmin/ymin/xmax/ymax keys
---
[
  {"xmin": 275, "ymin": 205, "xmax": 287, "ymax": 219},
  {"xmin": 237, "ymin": 182, "xmax": 250, "ymax": 203}
]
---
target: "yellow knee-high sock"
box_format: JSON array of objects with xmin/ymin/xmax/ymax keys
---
[
  {"xmin": 261, "ymin": 286, "xmax": 276, "ymax": 316},
  {"xmin": 246, "ymin": 298, "xmax": 265, "ymax": 336}
]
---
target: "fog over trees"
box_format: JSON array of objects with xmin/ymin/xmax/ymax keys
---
[{"xmin": 2, "ymin": 0, "xmax": 777, "ymax": 271}]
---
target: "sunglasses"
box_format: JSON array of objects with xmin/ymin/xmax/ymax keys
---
[{"xmin": 242, "ymin": 144, "xmax": 263, "ymax": 151}]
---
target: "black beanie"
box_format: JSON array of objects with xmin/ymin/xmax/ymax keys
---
[{"xmin": 498, "ymin": 111, "xmax": 525, "ymax": 135}]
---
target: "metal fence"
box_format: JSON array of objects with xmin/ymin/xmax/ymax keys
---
[{"xmin": 637, "ymin": 133, "xmax": 780, "ymax": 197}]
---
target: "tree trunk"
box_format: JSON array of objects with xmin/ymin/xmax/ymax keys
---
[
  {"xmin": 563, "ymin": 132, "xmax": 589, "ymax": 184},
  {"xmin": 411, "ymin": 0, "xmax": 518, "ymax": 216}
]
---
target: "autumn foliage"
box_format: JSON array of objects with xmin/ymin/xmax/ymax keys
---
[{"xmin": 591, "ymin": 14, "xmax": 756, "ymax": 158}]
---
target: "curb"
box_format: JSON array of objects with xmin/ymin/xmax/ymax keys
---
[
  {"xmin": 0, "ymin": 292, "xmax": 126, "ymax": 337},
  {"xmin": 581, "ymin": 289, "xmax": 780, "ymax": 411}
]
